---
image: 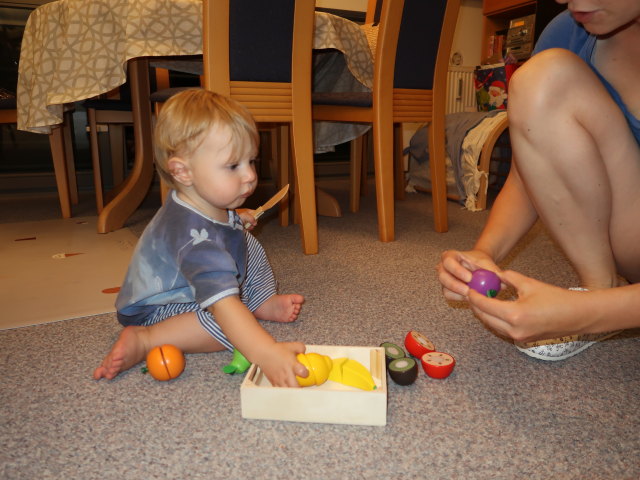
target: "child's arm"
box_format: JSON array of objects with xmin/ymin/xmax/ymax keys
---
[{"xmin": 209, "ymin": 295, "xmax": 307, "ymax": 387}]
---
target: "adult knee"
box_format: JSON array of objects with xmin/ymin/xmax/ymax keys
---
[{"xmin": 508, "ymin": 49, "xmax": 587, "ymax": 127}]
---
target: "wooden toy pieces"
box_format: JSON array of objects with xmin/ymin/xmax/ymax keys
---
[
  {"xmin": 403, "ymin": 330, "xmax": 455, "ymax": 380},
  {"xmin": 468, "ymin": 268, "xmax": 501, "ymax": 297},
  {"xmin": 295, "ymin": 353, "xmax": 377, "ymax": 390},
  {"xmin": 387, "ymin": 357, "xmax": 419, "ymax": 386},
  {"xmin": 380, "ymin": 342, "xmax": 406, "ymax": 366},
  {"xmin": 145, "ymin": 344, "xmax": 185, "ymax": 381},
  {"xmin": 222, "ymin": 348, "xmax": 251, "ymax": 375},
  {"xmin": 296, "ymin": 352, "xmax": 333, "ymax": 387},
  {"xmin": 404, "ymin": 331, "xmax": 435, "ymax": 359},
  {"xmin": 329, "ymin": 357, "xmax": 377, "ymax": 390},
  {"xmin": 421, "ymin": 352, "xmax": 455, "ymax": 379}
]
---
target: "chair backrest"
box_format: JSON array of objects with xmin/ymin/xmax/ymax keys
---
[
  {"xmin": 394, "ymin": 0, "xmax": 454, "ymax": 91},
  {"xmin": 372, "ymin": 0, "xmax": 460, "ymax": 121},
  {"xmin": 202, "ymin": 0, "xmax": 314, "ymax": 103},
  {"xmin": 365, "ymin": 0, "xmax": 383, "ymax": 25}
]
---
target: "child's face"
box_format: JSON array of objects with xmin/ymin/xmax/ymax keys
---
[{"xmin": 173, "ymin": 123, "xmax": 257, "ymax": 220}]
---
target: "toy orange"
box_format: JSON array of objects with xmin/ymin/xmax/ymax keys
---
[
  {"xmin": 146, "ymin": 344, "xmax": 185, "ymax": 381},
  {"xmin": 296, "ymin": 352, "xmax": 332, "ymax": 387}
]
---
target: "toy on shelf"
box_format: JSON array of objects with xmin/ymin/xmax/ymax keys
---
[
  {"xmin": 145, "ymin": 344, "xmax": 185, "ymax": 381},
  {"xmin": 404, "ymin": 331, "xmax": 435, "ymax": 359},
  {"xmin": 468, "ymin": 269, "xmax": 501, "ymax": 297},
  {"xmin": 380, "ymin": 342, "xmax": 406, "ymax": 366},
  {"xmin": 421, "ymin": 352, "xmax": 456, "ymax": 379},
  {"xmin": 387, "ymin": 357, "xmax": 418, "ymax": 385},
  {"xmin": 329, "ymin": 357, "xmax": 377, "ymax": 390},
  {"xmin": 296, "ymin": 352, "xmax": 333, "ymax": 387},
  {"xmin": 222, "ymin": 348, "xmax": 251, "ymax": 375}
]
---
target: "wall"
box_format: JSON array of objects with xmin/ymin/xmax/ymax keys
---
[{"xmin": 451, "ymin": 0, "xmax": 483, "ymax": 68}]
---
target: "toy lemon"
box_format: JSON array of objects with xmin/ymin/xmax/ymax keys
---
[
  {"xmin": 295, "ymin": 352, "xmax": 333, "ymax": 387},
  {"xmin": 146, "ymin": 344, "xmax": 185, "ymax": 381}
]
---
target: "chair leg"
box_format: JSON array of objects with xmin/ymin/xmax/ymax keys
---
[
  {"xmin": 62, "ymin": 111, "xmax": 78, "ymax": 205},
  {"xmin": 290, "ymin": 118, "xmax": 319, "ymax": 254},
  {"xmin": 87, "ymin": 108, "xmax": 105, "ymax": 213},
  {"xmin": 109, "ymin": 124, "xmax": 126, "ymax": 186},
  {"xmin": 276, "ymin": 125, "xmax": 290, "ymax": 226},
  {"xmin": 349, "ymin": 136, "xmax": 364, "ymax": 213},
  {"xmin": 372, "ymin": 118, "xmax": 395, "ymax": 242},
  {"xmin": 393, "ymin": 123, "xmax": 405, "ymax": 201},
  {"xmin": 428, "ymin": 116, "xmax": 449, "ymax": 233}
]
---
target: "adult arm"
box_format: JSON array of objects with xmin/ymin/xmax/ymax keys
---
[
  {"xmin": 438, "ymin": 163, "xmax": 539, "ymax": 299},
  {"xmin": 467, "ymin": 269, "xmax": 640, "ymax": 341}
]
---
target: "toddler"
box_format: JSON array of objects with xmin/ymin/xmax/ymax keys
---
[{"xmin": 93, "ymin": 89, "xmax": 307, "ymax": 386}]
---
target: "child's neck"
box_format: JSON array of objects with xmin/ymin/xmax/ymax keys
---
[{"xmin": 175, "ymin": 190, "xmax": 229, "ymax": 223}]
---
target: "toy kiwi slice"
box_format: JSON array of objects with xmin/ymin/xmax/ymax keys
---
[
  {"xmin": 388, "ymin": 357, "xmax": 418, "ymax": 386},
  {"xmin": 380, "ymin": 342, "xmax": 406, "ymax": 367}
]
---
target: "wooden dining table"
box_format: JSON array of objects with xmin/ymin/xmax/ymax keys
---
[{"xmin": 17, "ymin": 0, "xmax": 375, "ymax": 234}]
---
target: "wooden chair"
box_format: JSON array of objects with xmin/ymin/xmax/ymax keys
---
[
  {"xmin": 475, "ymin": 114, "xmax": 509, "ymax": 210},
  {"xmin": 84, "ymin": 68, "xmax": 172, "ymax": 213},
  {"xmin": 3, "ymin": 93, "xmax": 77, "ymax": 216},
  {"xmin": 202, "ymin": 0, "xmax": 318, "ymax": 255},
  {"xmin": 366, "ymin": 0, "xmax": 383, "ymax": 24},
  {"xmin": 312, "ymin": 0, "xmax": 461, "ymax": 240}
]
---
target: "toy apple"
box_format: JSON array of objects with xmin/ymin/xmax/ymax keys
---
[
  {"xmin": 468, "ymin": 269, "xmax": 501, "ymax": 297},
  {"xmin": 296, "ymin": 352, "xmax": 333, "ymax": 387},
  {"xmin": 421, "ymin": 352, "xmax": 455, "ymax": 379},
  {"xmin": 146, "ymin": 344, "xmax": 185, "ymax": 381},
  {"xmin": 404, "ymin": 330, "xmax": 435, "ymax": 359}
]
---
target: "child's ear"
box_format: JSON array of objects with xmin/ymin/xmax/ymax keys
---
[{"xmin": 168, "ymin": 157, "xmax": 193, "ymax": 186}]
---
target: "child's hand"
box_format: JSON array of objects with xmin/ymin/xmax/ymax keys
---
[
  {"xmin": 256, "ymin": 341, "xmax": 307, "ymax": 387},
  {"xmin": 236, "ymin": 209, "xmax": 257, "ymax": 230}
]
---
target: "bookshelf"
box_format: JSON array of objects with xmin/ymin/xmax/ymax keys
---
[{"xmin": 481, "ymin": 0, "xmax": 566, "ymax": 63}]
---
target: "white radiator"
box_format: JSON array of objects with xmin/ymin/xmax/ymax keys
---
[{"xmin": 446, "ymin": 66, "xmax": 477, "ymax": 114}]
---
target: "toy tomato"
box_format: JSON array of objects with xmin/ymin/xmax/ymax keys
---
[
  {"xmin": 146, "ymin": 344, "xmax": 185, "ymax": 381},
  {"xmin": 421, "ymin": 352, "xmax": 455, "ymax": 379},
  {"xmin": 468, "ymin": 269, "xmax": 501, "ymax": 297},
  {"xmin": 296, "ymin": 352, "xmax": 333, "ymax": 387},
  {"xmin": 404, "ymin": 331, "xmax": 435, "ymax": 359}
]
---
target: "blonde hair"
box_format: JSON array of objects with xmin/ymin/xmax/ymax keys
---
[{"xmin": 153, "ymin": 88, "xmax": 259, "ymax": 188}]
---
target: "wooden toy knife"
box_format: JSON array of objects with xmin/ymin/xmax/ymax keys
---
[{"xmin": 244, "ymin": 184, "xmax": 289, "ymax": 228}]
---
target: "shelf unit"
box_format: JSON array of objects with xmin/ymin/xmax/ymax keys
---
[{"xmin": 481, "ymin": 0, "xmax": 566, "ymax": 62}]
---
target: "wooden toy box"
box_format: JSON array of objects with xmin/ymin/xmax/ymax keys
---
[{"xmin": 240, "ymin": 345, "xmax": 387, "ymax": 426}]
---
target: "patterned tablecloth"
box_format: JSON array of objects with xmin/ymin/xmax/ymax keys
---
[{"xmin": 17, "ymin": 0, "xmax": 375, "ymax": 152}]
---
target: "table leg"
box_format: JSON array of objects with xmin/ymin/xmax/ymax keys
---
[{"xmin": 97, "ymin": 58, "xmax": 155, "ymax": 233}]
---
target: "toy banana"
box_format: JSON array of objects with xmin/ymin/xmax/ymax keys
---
[{"xmin": 329, "ymin": 357, "xmax": 376, "ymax": 390}]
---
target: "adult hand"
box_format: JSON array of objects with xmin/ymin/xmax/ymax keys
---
[
  {"xmin": 467, "ymin": 270, "xmax": 589, "ymax": 342},
  {"xmin": 437, "ymin": 249, "xmax": 500, "ymax": 301}
]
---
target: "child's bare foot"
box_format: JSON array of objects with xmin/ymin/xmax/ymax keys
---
[
  {"xmin": 255, "ymin": 294, "xmax": 304, "ymax": 323},
  {"xmin": 93, "ymin": 326, "xmax": 149, "ymax": 380}
]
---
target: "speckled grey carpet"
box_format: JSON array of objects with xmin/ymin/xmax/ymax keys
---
[{"xmin": 1, "ymin": 181, "xmax": 638, "ymax": 480}]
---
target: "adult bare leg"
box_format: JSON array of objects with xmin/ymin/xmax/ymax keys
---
[{"xmin": 507, "ymin": 48, "xmax": 640, "ymax": 288}]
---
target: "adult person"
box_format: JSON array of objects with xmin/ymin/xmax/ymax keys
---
[{"xmin": 437, "ymin": 0, "xmax": 640, "ymax": 360}]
